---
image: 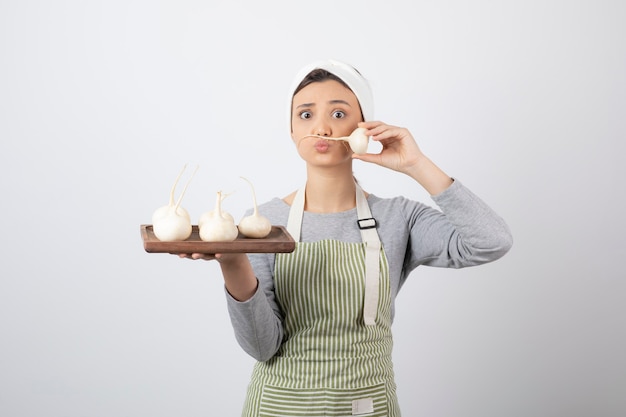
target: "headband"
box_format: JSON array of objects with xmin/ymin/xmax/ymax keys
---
[{"xmin": 288, "ymin": 59, "xmax": 374, "ymax": 132}]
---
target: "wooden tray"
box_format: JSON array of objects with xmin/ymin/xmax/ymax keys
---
[{"xmin": 140, "ymin": 225, "xmax": 296, "ymax": 254}]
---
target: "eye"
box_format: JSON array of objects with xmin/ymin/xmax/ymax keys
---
[
  {"xmin": 332, "ymin": 110, "xmax": 345, "ymax": 119},
  {"xmin": 299, "ymin": 111, "xmax": 312, "ymax": 120}
]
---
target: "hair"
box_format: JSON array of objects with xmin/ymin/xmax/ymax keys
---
[
  {"xmin": 293, "ymin": 69, "xmax": 350, "ymax": 96},
  {"xmin": 292, "ymin": 68, "xmax": 365, "ymax": 122}
]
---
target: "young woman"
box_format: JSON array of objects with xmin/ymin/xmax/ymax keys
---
[{"xmin": 182, "ymin": 59, "xmax": 513, "ymax": 416}]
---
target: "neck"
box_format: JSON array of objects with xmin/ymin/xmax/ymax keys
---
[{"xmin": 304, "ymin": 166, "xmax": 357, "ymax": 213}]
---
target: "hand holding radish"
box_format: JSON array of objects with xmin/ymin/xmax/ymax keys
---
[
  {"xmin": 351, "ymin": 121, "xmax": 426, "ymax": 174},
  {"xmin": 353, "ymin": 121, "xmax": 454, "ymax": 195}
]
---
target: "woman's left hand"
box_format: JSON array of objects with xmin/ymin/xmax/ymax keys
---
[
  {"xmin": 352, "ymin": 121, "xmax": 425, "ymax": 175},
  {"xmin": 353, "ymin": 121, "xmax": 454, "ymax": 195}
]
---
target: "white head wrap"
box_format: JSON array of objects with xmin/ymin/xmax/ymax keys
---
[{"xmin": 288, "ymin": 59, "xmax": 374, "ymax": 132}]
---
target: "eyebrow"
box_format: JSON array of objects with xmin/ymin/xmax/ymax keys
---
[{"xmin": 295, "ymin": 99, "xmax": 352, "ymax": 109}]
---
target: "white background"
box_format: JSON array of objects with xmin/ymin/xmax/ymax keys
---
[{"xmin": 1, "ymin": 1, "xmax": 624, "ymax": 416}]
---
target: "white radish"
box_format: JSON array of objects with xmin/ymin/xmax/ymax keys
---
[
  {"xmin": 152, "ymin": 164, "xmax": 198, "ymax": 241},
  {"xmin": 302, "ymin": 127, "xmax": 369, "ymax": 154},
  {"xmin": 238, "ymin": 177, "xmax": 272, "ymax": 238},
  {"xmin": 198, "ymin": 191, "xmax": 234, "ymax": 229},
  {"xmin": 199, "ymin": 191, "xmax": 239, "ymax": 242},
  {"xmin": 152, "ymin": 164, "xmax": 191, "ymax": 224}
]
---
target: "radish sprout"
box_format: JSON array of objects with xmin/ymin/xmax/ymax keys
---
[
  {"xmin": 302, "ymin": 127, "xmax": 369, "ymax": 154},
  {"xmin": 152, "ymin": 164, "xmax": 198, "ymax": 241},
  {"xmin": 198, "ymin": 191, "xmax": 234, "ymax": 229},
  {"xmin": 199, "ymin": 191, "xmax": 239, "ymax": 242},
  {"xmin": 238, "ymin": 177, "xmax": 272, "ymax": 238},
  {"xmin": 152, "ymin": 164, "xmax": 191, "ymax": 224}
]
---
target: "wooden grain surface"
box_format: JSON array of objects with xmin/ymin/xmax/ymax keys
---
[{"xmin": 141, "ymin": 225, "xmax": 296, "ymax": 254}]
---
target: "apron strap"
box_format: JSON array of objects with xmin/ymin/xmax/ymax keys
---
[
  {"xmin": 355, "ymin": 183, "xmax": 380, "ymax": 326},
  {"xmin": 286, "ymin": 184, "xmax": 381, "ymax": 326},
  {"xmin": 286, "ymin": 186, "xmax": 306, "ymax": 241}
]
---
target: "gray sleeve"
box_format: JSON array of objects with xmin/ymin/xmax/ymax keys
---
[
  {"xmin": 224, "ymin": 260, "xmax": 284, "ymax": 362},
  {"xmin": 223, "ymin": 181, "xmax": 513, "ymax": 360},
  {"xmin": 404, "ymin": 179, "xmax": 513, "ymax": 269},
  {"xmin": 224, "ymin": 200, "xmax": 287, "ymax": 362}
]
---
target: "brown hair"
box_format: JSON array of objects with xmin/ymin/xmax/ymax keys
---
[
  {"xmin": 293, "ymin": 69, "xmax": 351, "ymax": 96},
  {"xmin": 293, "ymin": 69, "xmax": 364, "ymax": 122}
]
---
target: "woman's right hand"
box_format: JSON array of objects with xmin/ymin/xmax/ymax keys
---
[
  {"xmin": 177, "ymin": 253, "xmax": 242, "ymax": 263},
  {"xmin": 177, "ymin": 253, "xmax": 217, "ymax": 261}
]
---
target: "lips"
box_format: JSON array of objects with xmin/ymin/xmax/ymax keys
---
[{"xmin": 314, "ymin": 139, "xmax": 330, "ymax": 152}]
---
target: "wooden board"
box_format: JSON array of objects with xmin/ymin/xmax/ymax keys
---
[{"xmin": 140, "ymin": 225, "xmax": 296, "ymax": 254}]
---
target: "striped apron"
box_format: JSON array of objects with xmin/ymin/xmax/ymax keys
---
[{"xmin": 242, "ymin": 184, "xmax": 400, "ymax": 417}]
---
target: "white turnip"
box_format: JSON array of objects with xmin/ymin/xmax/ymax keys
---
[
  {"xmin": 198, "ymin": 191, "xmax": 234, "ymax": 229},
  {"xmin": 238, "ymin": 177, "xmax": 271, "ymax": 238},
  {"xmin": 199, "ymin": 191, "xmax": 239, "ymax": 242},
  {"xmin": 152, "ymin": 164, "xmax": 198, "ymax": 241}
]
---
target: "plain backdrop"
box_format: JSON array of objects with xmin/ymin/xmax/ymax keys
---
[{"xmin": 1, "ymin": 1, "xmax": 624, "ymax": 416}]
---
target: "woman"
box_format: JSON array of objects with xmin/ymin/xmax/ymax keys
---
[{"xmin": 183, "ymin": 59, "xmax": 513, "ymax": 416}]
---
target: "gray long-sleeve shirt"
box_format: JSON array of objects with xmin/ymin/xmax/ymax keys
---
[{"xmin": 225, "ymin": 180, "xmax": 513, "ymax": 361}]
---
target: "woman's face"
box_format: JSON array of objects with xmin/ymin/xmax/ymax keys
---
[{"xmin": 291, "ymin": 80, "xmax": 363, "ymax": 164}]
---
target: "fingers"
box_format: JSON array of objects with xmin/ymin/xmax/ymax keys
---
[
  {"xmin": 175, "ymin": 253, "xmax": 217, "ymax": 261},
  {"xmin": 359, "ymin": 121, "xmax": 408, "ymax": 143},
  {"xmin": 353, "ymin": 121, "xmax": 424, "ymax": 175},
  {"xmin": 359, "ymin": 121, "xmax": 386, "ymax": 139}
]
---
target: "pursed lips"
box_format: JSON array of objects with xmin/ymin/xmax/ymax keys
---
[{"xmin": 314, "ymin": 139, "xmax": 330, "ymax": 152}]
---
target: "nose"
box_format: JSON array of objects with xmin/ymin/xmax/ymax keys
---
[{"xmin": 313, "ymin": 120, "xmax": 331, "ymax": 137}]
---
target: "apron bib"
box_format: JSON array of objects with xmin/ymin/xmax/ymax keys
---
[{"xmin": 242, "ymin": 185, "xmax": 400, "ymax": 417}]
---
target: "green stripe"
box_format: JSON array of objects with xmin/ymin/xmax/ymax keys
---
[
  {"xmin": 267, "ymin": 241, "xmax": 393, "ymax": 388},
  {"xmin": 243, "ymin": 240, "xmax": 399, "ymax": 416},
  {"xmin": 259, "ymin": 383, "xmax": 388, "ymax": 417}
]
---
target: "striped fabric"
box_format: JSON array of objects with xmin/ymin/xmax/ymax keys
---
[
  {"xmin": 242, "ymin": 240, "xmax": 400, "ymax": 416},
  {"xmin": 259, "ymin": 383, "xmax": 388, "ymax": 417}
]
